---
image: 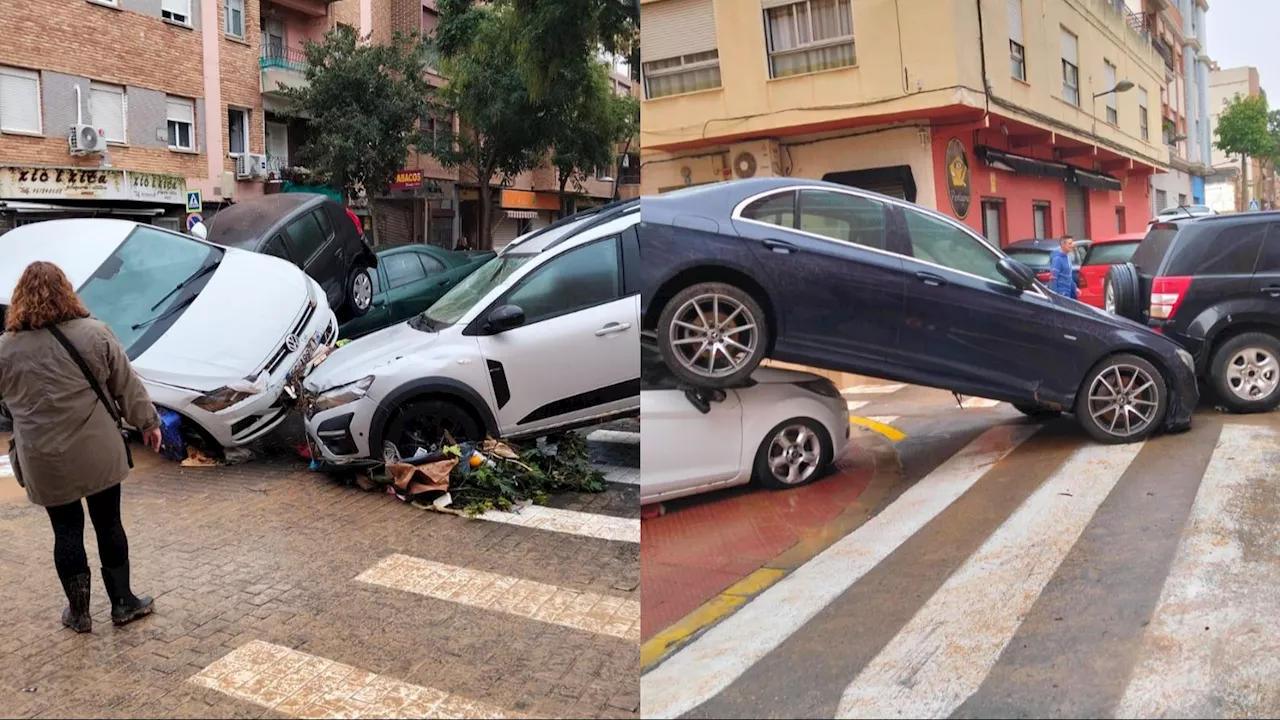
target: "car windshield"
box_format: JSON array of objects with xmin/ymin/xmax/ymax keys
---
[
  {"xmin": 1005, "ymin": 248, "xmax": 1053, "ymax": 266},
  {"xmin": 1083, "ymin": 241, "xmax": 1140, "ymax": 266},
  {"xmin": 412, "ymin": 253, "xmax": 536, "ymax": 330},
  {"xmin": 78, "ymin": 226, "xmax": 222, "ymax": 356}
]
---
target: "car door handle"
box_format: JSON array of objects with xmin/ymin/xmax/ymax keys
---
[
  {"xmin": 436, "ymin": 278, "xmax": 450, "ymax": 286},
  {"xmin": 762, "ymin": 239, "xmax": 797, "ymax": 254},
  {"xmin": 1262, "ymin": 285, "xmax": 1280, "ymax": 296},
  {"xmin": 595, "ymin": 322, "xmax": 632, "ymax": 337},
  {"xmin": 915, "ymin": 271, "xmax": 947, "ymax": 287}
]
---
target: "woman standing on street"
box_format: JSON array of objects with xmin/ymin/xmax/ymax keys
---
[{"xmin": 0, "ymin": 261, "xmax": 163, "ymax": 633}]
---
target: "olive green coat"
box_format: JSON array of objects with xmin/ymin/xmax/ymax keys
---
[{"xmin": 0, "ymin": 318, "xmax": 159, "ymax": 507}]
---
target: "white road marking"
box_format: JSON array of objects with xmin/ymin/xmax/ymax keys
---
[
  {"xmin": 842, "ymin": 384, "xmax": 906, "ymax": 395},
  {"xmin": 190, "ymin": 640, "xmax": 523, "ymax": 718},
  {"xmin": 356, "ymin": 554, "xmax": 640, "ymax": 641},
  {"xmin": 865, "ymin": 416, "xmax": 900, "ymax": 426},
  {"xmin": 1117, "ymin": 425, "xmax": 1280, "ymax": 718},
  {"xmin": 587, "ymin": 429, "xmax": 641, "ymax": 445},
  {"xmin": 961, "ymin": 397, "xmax": 1002, "ymax": 409},
  {"xmin": 836, "ymin": 440, "xmax": 1144, "ymax": 719},
  {"xmin": 598, "ymin": 465, "xmax": 640, "ymax": 485},
  {"xmin": 847, "ymin": 400, "xmax": 869, "ymax": 411},
  {"xmin": 478, "ymin": 505, "xmax": 639, "ymax": 544},
  {"xmin": 639, "ymin": 424, "xmax": 1040, "ymax": 720}
]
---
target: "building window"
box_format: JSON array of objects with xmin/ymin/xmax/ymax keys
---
[
  {"xmin": 1033, "ymin": 201, "xmax": 1051, "ymax": 239},
  {"xmin": 643, "ymin": 50, "xmax": 721, "ymax": 99},
  {"xmin": 161, "ymin": 0, "xmax": 191, "ymax": 25},
  {"xmin": 1061, "ymin": 28, "xmax": 1079, "ymax": 106},
  {"xmin": 1156, "ymin": 189, "xmax": 1168, "ymax": 212},
  {"xmin": 764, "ymin": 0, "xmax": 855, "ymax": 79},
  {"xmin": 225, "ymin": 0, "xmax": 245, "ymax": 39},
  {"xmin": 1008, "ymin": 0, "xmax": 1025, "ymax": 81},
  {"xmin": 90, "ymin": 82, "xmax": 126, "ymax": 143},
  {"xmin": 596, "ymin": 162, "xmax": 614, "ymax": 182},
  {"xmin": 0, "ymin": 65, "xmax": 42, "ymax": 134},
  {"xmin": 981, "ymin": 199, "xmax": 1004, "ymax": 246},
  {"xmin": 1139, "ymin": 87, "xmax": 1149, "ymax": 140},
  {"xmin": 1115, "ymin": 206, "xmax": 1125, "ymax": 233},
  {"xmin": 1178, "ymin": 193, "xmax": 1187, "ymax": 208},
  {"xmin": 228, "ymin": 107, "xmax": 249, "ymax": 155},
  {"xmin": 166, "ymin": 96, "xmax": 195, "ymax": 151},
  {"xmin": 154, "ymin": 217, "xmax": 181, "ymax": 232},
  {"xmin": 1104, "ymin": 60, "xmax": 1118, "ymax": 125}
]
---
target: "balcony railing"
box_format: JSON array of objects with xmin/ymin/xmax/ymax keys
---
[
  {"xmin": 1126, "ymin": 9, "xmax": 1152, "ymax": 38},
  {"xmin": 261, "ymin": 43, "xmax": 309, "ymax": 73},
  {"xmin": 1152, "ymin": 37, "xmax": 1175, "ymax": 70}
]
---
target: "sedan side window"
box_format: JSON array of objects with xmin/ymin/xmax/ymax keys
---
[
  {"xmin": 1256, "ymin": 224, "xmax": 1280, "ymax": 273},
  {"xmin": 504, "ymin": 236, "xmax": 621, "ymax": 325},
  {"xmin": 418, "ymin": 254, "xmax": 447, "ymax": 275},
  {"xmin": 741, "ymin": 191, "xmax": 796, "ymax": 228},
  {"xmin": 284, "ymin": 212, "xmax": 328, "ymax": 263},
  {"xmin": 903, "ymin": 209, "xmax": 1006, "ymax": 283},
  {"xmin": 262, "ymin": 234, "xmax": 291, "ymax": 261},
  {"xmin": 384, "ymin": 253, "xmax": 428, "ymax": 289},
  {"xmin": 798, "ymin": 190, "xmax": 888, "ymax": 251}
]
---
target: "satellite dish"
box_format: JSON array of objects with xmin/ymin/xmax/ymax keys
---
[{"xmin": 190, "ymin": 221, "xmax": 208, "ymax": 240}]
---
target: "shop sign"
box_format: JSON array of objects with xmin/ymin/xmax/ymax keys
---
[
  {"xmin": 391, "ymin": 169, "xmax": 424, "ymax": 190},
  {"xmin": 500, "ymin": 189, "xmax": 559, "ymax": 211},
  {"xmin": 945, "ymin": 138, "xmax": 972, "ymax": 219},
  {"xmin": 0, "ymin": 167, "xmax": 187, "ymax": 204}
]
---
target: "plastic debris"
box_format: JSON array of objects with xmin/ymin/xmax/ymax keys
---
[
  {"xmin": 155, "ymin": 408, "xmax": 187, "ymax": 462},
  {"xmin": 222, "ymin": 446, "xmax": 255, "ymax": 465},
  {"xmin": 295, "ymin": 443, "xmax": 312, "ymax": 461},
  {"xmin": 180, "ymin": 447, "xmax": 218, "ymax": 467}
]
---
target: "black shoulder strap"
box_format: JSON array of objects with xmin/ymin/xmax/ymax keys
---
[{"xmin": 48, "ymin": 325, "xmax": 124, "ymax": 429}]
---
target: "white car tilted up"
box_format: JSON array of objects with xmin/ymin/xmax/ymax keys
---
[
  {"xmin": 0, "ymin": 219, "xmax": 337, "ymax": 448},
  {"xmin": 640, "ymin": 342, "xmax": 850, "ymax": 505},
  {"xmin": 302, "ymin": 201, "xmax": 642, "ymax": 464}
]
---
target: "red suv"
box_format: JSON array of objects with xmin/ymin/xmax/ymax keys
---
[{"xmin": 1079, "ymin": 231, "xmax": 1144, "ymax": 308}]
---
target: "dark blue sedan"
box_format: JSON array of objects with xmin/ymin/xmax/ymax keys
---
[{"xmin": 638, "ymin": 178, "xmax": 1198, "ymax": 444}]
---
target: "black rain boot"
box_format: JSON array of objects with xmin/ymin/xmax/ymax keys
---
[
  {"xmin": 59, "ymin": 570, "xmax": 92, "ymax": 633},
  {"xmin": 100, "ymin": 562, "xmax": 154, "ymax": 626}
]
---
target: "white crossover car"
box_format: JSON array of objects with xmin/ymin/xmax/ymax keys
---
[
  {"xmin": 0, "ymin": 219, "xmax": 337, "ymax": 447},
  {"xmin": 303, "ymin": 201, "xmax": 641, "ymax": 464},
  {"xmin": 639, "ymin": 342, "xmax": 850, "ymax": 505}
]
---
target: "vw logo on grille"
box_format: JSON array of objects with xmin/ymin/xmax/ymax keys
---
[{"xmin": 285, "ymin": 335, "xmax": 300, "ymax": 352}]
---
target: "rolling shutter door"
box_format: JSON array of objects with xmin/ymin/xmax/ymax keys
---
[
  {"xmin": 640, "ymin": 0, "xmax": 717, "ymax": 63},
  {"xmin": 1007, "ymin": 0, "xmax": 1023, "ymax": 45},
  {"xmin": 491, "ymin": 216, "xmax": 519, "ymax": 250},
  {"xmin": 1066, "ymin": 183, "xmax": 1087, "ymax": 238}
]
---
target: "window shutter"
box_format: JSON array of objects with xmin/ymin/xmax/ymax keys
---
[
  {"xmin": 167, "ymin": 97, "xmax": 194, "ymax": 125},
  {"xmin": 641, "ymin": 0, "xmax": 717, "ymax": 63},
  {"xmin": 1105, "ymin": 64, "xmax": 1117, "ymax": 109},
  {"xmin": 1061, "ymin": 28, "xmax": 1077, "ymax": 65},
  {"xmin": 90, "ymin": 84, "xmax": 125, "ymax": 142},
  {"xmin": 0, "ymin": 66, "xmax": 41, "ymax": 133},
  {"xmin": 161, "ymin": 0, "xmax": 187, "ymax": 17},
  {"xmin": 1139, "ymin": 87, "xmax": 1148, "ymax": 108},
  {"xmin": 1007, "ymin": 0, "xmax": 1023, "ymax": 44}
]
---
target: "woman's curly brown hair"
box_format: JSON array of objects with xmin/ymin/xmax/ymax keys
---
[{"xmin": 4, "ymin": 261, "xmax": 90, "ymax": 334}]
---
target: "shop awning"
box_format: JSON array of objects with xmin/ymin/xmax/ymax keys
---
[
  {"xmin": 1071, "ymin": 168, "xmax": 1123, "ymax": 192},
  {"xmin": 0, "ymin": 201, "xmax": 166, "ymax": 216},
  {"xmin": 977, "ymin": 147, "xmax": 1070, "ymax": 180},
  {"xmin": 505, "ymin": 210, "xmax": 539, "ymax": 219}
]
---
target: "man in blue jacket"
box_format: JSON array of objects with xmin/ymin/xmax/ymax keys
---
[{"xmin": 1048, "ymin": 235, "xmax": 1078, "ymax": 299}]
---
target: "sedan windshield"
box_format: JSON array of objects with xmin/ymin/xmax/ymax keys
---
[
  {"xmin": 413, "ymin": 254, "xmax": 535, "ymax": 330},
  {"xmin": 78, "ymin": 226, "xmax": 222, "ymax": 356}
]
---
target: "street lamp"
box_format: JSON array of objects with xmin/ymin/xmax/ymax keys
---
[{"xmin": 1093, "ymin": 80, "xmax": 1136, "ymax": 99}]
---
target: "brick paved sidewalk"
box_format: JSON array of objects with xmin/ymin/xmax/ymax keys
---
[{"xmin": 0, "ymin": 439, "xmax": 639, "ymax": 719}]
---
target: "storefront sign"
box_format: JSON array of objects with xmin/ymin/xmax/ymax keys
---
[
  {"xmin": 945, "ymin": 138, "xmax": 972, "ymax": 219},
  {"xmin": 390, "ymin": 169, "xmax": 424, "ymax": 190},
  {"xmin": 500, "ymin": 189, "xmax": 560, "ymax": 211},
  {"xmin": 0, "ymin": 167, "xmax": 187, "ymax": 205}
]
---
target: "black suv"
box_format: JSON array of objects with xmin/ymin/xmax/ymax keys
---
[
  {"xmin": 200, "ymin": 193, "xmax": 378, "ymax": 321},
  {"xmin": 1105, "ymin": 212, "xmax": 1280, "ymax": 412}
]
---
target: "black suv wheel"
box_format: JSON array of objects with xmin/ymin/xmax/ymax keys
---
[
  {"xmin": 1208, "ymin": 332, "xmax": 1280, "ymax": 413},
  {"xmin": 656, "ymin": 282, "xmax": 769, "ymax": 388},
  {"xmin": 1104, "ymin": 263, "xmax": 1142, "ymax": 319},
  {"xmin": 1076, "ymin": 353, "xmax": 1167, "ymax": 444}
]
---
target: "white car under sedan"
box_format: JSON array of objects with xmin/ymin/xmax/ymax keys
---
[
  {"xmin": 0, "ymin": 218, "xmax": 337, "ymax": 448},
  {"xmin": 640, "ymin": 342, "xmax": 850, "ymax": 506}
]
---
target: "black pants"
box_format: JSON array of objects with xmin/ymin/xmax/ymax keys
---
[{"xmin": 45, "ymin": 484, "xmax": 129, "ymax": 579}]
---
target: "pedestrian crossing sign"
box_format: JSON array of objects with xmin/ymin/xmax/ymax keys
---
[
  {"xmin": 1250, "ymin": 200, "xmax": 1260, "ymax": 211},
  {"xmin": 186, "ymin": 190, "xmax": 202, "ymax": 213}
]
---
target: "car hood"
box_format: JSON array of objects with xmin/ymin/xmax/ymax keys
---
[
  {"xmin": 1049, "ymin": 290, "xmax": 1156, "ymax": 333},
  {"xmin": 133, "ymin": 249, "xmax": 312, "ymax": 391},
  {"xmin": 305, "ymin": 321, "xmax": 440, "ymax": 392}
]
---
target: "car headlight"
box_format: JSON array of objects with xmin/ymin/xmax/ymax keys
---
[
  {"xmin": 796, "ymin": 378, "xmax": 843, "ymax": 399},
  {"xmin": 192, "ymin": 386, "xmax": 258, "ymax": 413},
  {"xmin": 313, "ymin": 376, "xmax": 375, "ymax": 412},
  {"xmin": 1176, "ymin": 348, "xmax": 1195, "ymax": 372}
]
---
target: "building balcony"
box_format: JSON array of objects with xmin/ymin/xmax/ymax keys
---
[
  {"xmin": 266, "ymin": 0, "xmax": 338, "ymax": 18},
  {"xmin": 261, "ymin": 44, "xmax": 310, "ymax": 97},
  {"xmin": 1152, "ymin": 37, "xmax": 1175, "ymax": 70}
]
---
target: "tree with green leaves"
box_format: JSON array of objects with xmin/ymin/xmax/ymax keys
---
[
  {"xmin": 431, "ymin": 0, "xmax": 555, "ymax": 249},
  {"xmin": 511, "ymin": 0, "xmax": 639, "ymax": 99},
  {"xmin": 547, "ymin": 62, "xmax": 639, "ymax": 215},
  {"xmin": 282, "ymin": 25, "xmax": 435, "ymax": 243},
  {"xmin": 1214, "ymin": 93, "xmax": 1279, "ymax": 207}
]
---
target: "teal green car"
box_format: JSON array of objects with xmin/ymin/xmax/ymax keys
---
[{"xmin": 338, "ymin": 245, "xmax": 496, "ymax": 339}]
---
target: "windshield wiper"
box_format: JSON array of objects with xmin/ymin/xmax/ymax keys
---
[
  {"xmin": 132, "ymin": 293, "xmax": 199, "ymax": 331},
  {"xmin": 149, "ymin": 259, "xmax": 221, "ymax": 311},
  {"xmin": 409, "ymin": 313, "xmax": 437, "ymax": 331}
]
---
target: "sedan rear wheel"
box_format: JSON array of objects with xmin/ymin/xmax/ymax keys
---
[
  {"xmin": 348, "ymin": 267, "xmax": 374, "ymax": 317},
  {"xmin": 753, "ymin": 418, "xmax": 832, "ymax": 490},
  {"xmin": 1076, "ymin": 353, "xmax": 1167, "ymax": 444}
]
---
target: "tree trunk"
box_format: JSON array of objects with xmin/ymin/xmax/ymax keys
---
[
  {"xmin": 478, "ymin": 182, "xmax": 493, "ymax": 250},
  {"xmin": 1242, "ymin": 154, "xmax": 1251, "ymax": 210},
  {"xmin": 558, "ymin": 171, "xmax": 571, "ymax": 220},
  {"xmin": 367, "ymin": 198, "xmax": 381, "ymax": 247}
]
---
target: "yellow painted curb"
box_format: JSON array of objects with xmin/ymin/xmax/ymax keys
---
[
  {"xmin": 640, "ymin": 567, "xmax": 786, "ymax": 671},
  {"xmin": 848, "ymin": 415, "xmax": 907, "ymax": 443}
]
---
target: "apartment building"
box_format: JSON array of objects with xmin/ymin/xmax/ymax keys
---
[
  {"xmin": 640, "ymin": 0, "xmax": 1171, "ymax": 243},
  {"xmin": 1207, "ymin": 64, "xmax": 1276, "ymax": 213}
]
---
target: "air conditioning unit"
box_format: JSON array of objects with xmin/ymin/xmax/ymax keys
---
[
  {"xmin": 728, "ymin": 139, "xmax": 782, "ymax": 179},
  {"xmin": 68, "ymin": 124, "xmax": 106, "ymax": 155},
  {"xmin": 247, "ymin": 153, "xmax": 269, "ymax": 179}
]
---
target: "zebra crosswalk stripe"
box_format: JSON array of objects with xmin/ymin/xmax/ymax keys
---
[
  {"xmin": 639, "ymin": 423, "xmax": 1039, "ymax": 720},
  {"xmin": 478, "ymin": 505, "xmax": 639, "ymax": 544},
  {"xmin": 836, "ymin": 440, "xmax": 1145, "ymax": 719}
]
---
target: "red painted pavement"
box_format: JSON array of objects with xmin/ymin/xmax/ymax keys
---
[{"xmin": 640, "ymin": 449, "xmax": 875, "ymax": 639}]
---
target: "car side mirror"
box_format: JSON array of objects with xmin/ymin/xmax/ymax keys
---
[
  {"xmin": 997, "ymin": 257, "xmax": 1037, "ymax": 290},
  {"xmin": 484, "ymin": 304, "xmax": 526, "ymax": 333}
]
